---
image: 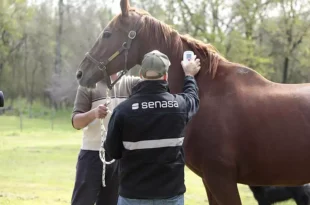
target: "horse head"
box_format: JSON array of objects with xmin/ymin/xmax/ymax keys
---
[
  {"xmin": 76, "ymin": 0, "xmax": 224, "ymax": 93},
  {"xmin": 76, "ymin": 0, "xmax": 188, "ymax": 89}
]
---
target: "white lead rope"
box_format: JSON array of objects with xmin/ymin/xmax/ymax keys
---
[{"xmin": 99, "ymin": 89, "xmax": 115, "ymax": 187}]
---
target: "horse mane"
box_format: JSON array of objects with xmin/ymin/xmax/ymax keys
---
[
  {"xmin": 179, "ymin": 35, "xmax": 228, "ymax": 78},
  {"xmin": 111, "ymin": 7, "xmax": 228, "ymax": 79}
]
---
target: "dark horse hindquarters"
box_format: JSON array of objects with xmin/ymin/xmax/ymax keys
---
[{"xmin": 249, "ymin": 185, "xmax": 310, "ymax": 205}]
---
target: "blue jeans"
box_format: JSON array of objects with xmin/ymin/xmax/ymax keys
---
[{"xmin": 117, "ymin": 195, "xmax": 184, "ymax": 205}]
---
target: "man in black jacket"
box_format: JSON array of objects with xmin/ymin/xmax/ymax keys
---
[{"xmin": 104, "ymin": 50, "xmax": 201, "ymax": 205}]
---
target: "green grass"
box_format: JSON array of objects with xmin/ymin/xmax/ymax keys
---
[{"xmin": 0, "ymin": 115, "xmax": 295, "ymax": 204}]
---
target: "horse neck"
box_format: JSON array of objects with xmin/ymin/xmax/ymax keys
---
[
  {"xmin": 140, "ymin": 38, "xmax": 210, "ymax": 94},
  {"xmin": 166, "ymin": 43, "xmax": 190, "ymax": 94},
  {"xmin": 138, "ymin": 33, "xmax": 185, "ymax": 94},
  {"xmin": 138, "ymin": 31, "xmax": 270, "ymax": 94},
  {"xmin": 166, "ymin": 40, "xmax": 211, "ymax": 94},
  {"xmin": 167, "ymin": 43, "xmax": 271, "ymax": 95}
]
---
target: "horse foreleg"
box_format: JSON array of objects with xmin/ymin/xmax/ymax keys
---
[
  {"xmin": 202, "ymin": 168, "xmax": 242, "ymax": 205},
  {"xmin": 203, "ymin": 179, "xmax": 218, "ymax": 205}
]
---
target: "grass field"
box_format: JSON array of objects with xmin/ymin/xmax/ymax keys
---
[{"xmin": 0, "ymin": 115, "xmax": 295, "ymax": 205}]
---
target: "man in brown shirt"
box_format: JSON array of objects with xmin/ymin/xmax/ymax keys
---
[{"xmin": 71, "ymin": 73, "xmax": 140, "ymax": 205}]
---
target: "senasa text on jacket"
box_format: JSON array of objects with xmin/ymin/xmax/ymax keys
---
[{"xmin": 132, "ymin": 101, "xmax": 179, "ymax": 110}]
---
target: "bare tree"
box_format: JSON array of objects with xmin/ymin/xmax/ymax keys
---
[{"xmin": 54, "ymin": 0, "xmax": 64, "ymax": 75}]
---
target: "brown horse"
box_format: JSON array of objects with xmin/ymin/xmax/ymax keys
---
[{"xmin": 75, "ymin": 1, "xmax": 310, "ymax": 204}]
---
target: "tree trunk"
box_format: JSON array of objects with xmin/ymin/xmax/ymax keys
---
[
  {"xmin": 24, "ymin": 37, "xmax": 29, "ymax": 98},
  {"xmin": 54, "ymin": 0, "xmax": 64, "ymax": 74},
  {"xmin": 282, "ymin": 56, "xmax": 289, "ymax": 83},
  {"xmin": 29, "ymin": 62, "xmax": 38, "ymax": 105},
  {"xmin": 211, "ymin": 0, "xmax": 219, "ymax": 40}
]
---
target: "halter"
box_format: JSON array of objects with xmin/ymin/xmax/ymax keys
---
[{"xmin": 85, "ymin": 16, "xmax": 142, "ymax": 90}]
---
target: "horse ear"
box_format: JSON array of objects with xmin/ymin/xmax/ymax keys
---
[{"xmin": 120, "ymin": 0, "xmax": 130, "ymax": 17}]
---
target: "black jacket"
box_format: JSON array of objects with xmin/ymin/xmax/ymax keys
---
[{"xmin": 104, "ymin": 76, "xmax": 199, "ymax": 199}]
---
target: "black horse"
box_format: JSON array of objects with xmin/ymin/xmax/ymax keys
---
[{"xmin": 249, "ymin": 185, "xmax": 310, "ymax": 205}]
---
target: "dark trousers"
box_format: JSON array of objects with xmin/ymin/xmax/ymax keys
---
[{"xmin": 71, "ymin": 150, "xmax": 119, "ymax": 205}]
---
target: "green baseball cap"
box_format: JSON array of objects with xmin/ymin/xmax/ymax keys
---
[{"xmin": 140, "ymin": 50, "xmax": 171, "ymax": 79}]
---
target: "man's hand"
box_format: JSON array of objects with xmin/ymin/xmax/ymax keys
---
[
  {"xmin": 181, "ymin": 55, "xmax": 201, "ymax": 77},
  {"xmin": 94, "ymin": 104, "xmax": 109, "ymax": 119}
]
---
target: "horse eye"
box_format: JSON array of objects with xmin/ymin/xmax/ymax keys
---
[{"xmin": 103, "ymin": 32, "xmax": 111, "ymax": 38}]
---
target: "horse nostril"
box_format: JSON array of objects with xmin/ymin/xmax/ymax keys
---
[{"xmin": 76, "ymin": 70, "xmax": 83, "ymax": 79}]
